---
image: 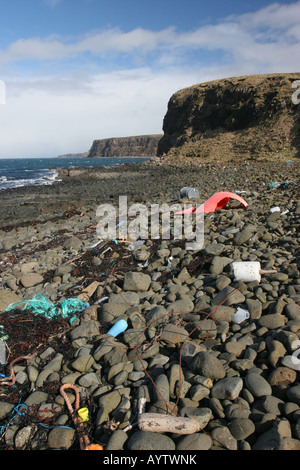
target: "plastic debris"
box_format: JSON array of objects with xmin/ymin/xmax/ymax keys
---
[
  {"xmin": 177, "ymin": 191, "xmax": 248, "ymax": 215},
  {"xmin": 269, "ymin": 180, "xmax": 289, "ymax": 189},
  {"xmin": 78, "ymin": 407, "xmax": 89, "ymax": 422},
  {"xmin": 232, "ymin": 307, "xmax": 250, "ymax": 324},
  {"xmin": 4, "ymin": 293, "xmax": 88, "ymax": 325},
  {"xmin": 221, "ymin": 228, "xmax": 240, "ymax": 236},
  {"xmin": 232, "ymin": 261, "xmax": 277, "ymax": 283},
  {"xmin": 60, "ymin": 384, "xmax": 103, "ymax": 450},
  {"xmin": 180, "ymin": 187, "xmax": 200, "ymax": 199},
  {"xmin": 128, "ymin": 240, "xmax": 145, "ymax": 251},
  {"xmin": 270, "ymin": 206, "xmax": 280, "ymax": 213},
  {"xmin": 138, "ymin": 413, "xmax": 201, "ymax": 435},
  {"xmin": 107, "ymin": 319, "xmax": 128, "ymax": 337}
]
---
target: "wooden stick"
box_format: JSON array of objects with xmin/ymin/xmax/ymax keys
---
[{"xmin": 138, "ymin": 413, "xmax": 200, "ymax": 435}]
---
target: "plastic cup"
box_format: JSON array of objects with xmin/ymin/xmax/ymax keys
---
[
  {"xmin": 78, "ymin": 407, "xmax": 89, "ymax": 422},
  {"xmin": 107, "ymin": 319, "xmax": 128, "ymax": 337}
]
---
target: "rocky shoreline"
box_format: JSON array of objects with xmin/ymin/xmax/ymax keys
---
[{"xmin": 0, "ymin": 158, "xmax": 299, "ymax": 451}]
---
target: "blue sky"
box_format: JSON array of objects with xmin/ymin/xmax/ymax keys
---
[{"xmin": 0, "ymin": 0, "xmax": 299, "ymax": 158}]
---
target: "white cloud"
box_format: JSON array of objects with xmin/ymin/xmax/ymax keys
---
[
  {"xmin": 0, "ymin": 67, "xmax": 205, "ymax": 158},
  {"xmin": 0, "ymin": 2, "xmax": 299, "ymax": 66}
]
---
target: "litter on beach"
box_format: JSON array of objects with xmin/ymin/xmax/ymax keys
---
[{"xmin": 232, "ymin": 261, "xmax": 277, "ymax": 283}]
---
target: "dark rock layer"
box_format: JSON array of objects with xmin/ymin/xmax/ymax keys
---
[
  {"xmin": 88, "ymin": 135, "xmax": 162, "ymax": 158},
  {"xmin": 157, "ymin": 73, "xmax": 300, "ymax": 160}
]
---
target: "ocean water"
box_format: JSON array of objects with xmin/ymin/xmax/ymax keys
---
[{"xmin": 0, "ymin": 157, "xmax": 149, "ymax": 191}]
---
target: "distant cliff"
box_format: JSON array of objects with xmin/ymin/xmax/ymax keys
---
[
  {"xmin": 88, "ymin": 134, "xmax": 163, "ymax": 158},
  {"xmin": 157, "ymin": 73, "xmax": 300, "ymax": 160}
]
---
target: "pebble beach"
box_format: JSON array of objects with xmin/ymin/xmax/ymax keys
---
[{"xmin": 0, "ymin": 157, "xmax": 299, "ymax": 451}]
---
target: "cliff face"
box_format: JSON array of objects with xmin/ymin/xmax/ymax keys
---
[
  {"xmin": 88, "ymin": 134, "xmax": 162, "ymax": 158},
  {"xmin": 157, "ymin": 73, "xmax": 300, "ymax": 160}
]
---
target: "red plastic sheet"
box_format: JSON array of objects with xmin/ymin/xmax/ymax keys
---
[{"xmin": 177, "ymin": 191, "xmax": 248, "ymax": 214}]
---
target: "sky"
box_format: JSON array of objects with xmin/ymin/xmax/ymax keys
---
[{"xmin": 0, "ymin": 0, "xmax": 300, "ymax": 158}]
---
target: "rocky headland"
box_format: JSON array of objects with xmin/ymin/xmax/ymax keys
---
[
  {"xmin": 88, "ymin": 135, "xmax": 163, "ymax": 158},
  {"xmin": 157, "ymin": 73, "xmax": 300, "ymax": 161}
]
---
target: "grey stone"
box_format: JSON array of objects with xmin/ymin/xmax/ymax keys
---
[
  {"xmin": 166, "ymin": 298, "xmax": 194, "ymax": 315},
  {"xmin": 25, "ymin": 391, "xmax": 48, "ymax": 407},
  {"xmin": 15, "ymin": 425, "xmax": 38, "ymax": 449},
  {"xmin": 285, "ymin": 302, "xmax": 300, "ymax": 321},
  {"xmin": 176, "ymin": 433, "xmax": 212, "ymax": 450},
  {"xmin": 286, "ymin": 385, "xmax": 300, "ymax": 405},
  {"xmin": 211, "ymin": 426, "xmax": 238, "ymax": 450},
  {"xmin": 0, "ymin": 402, "xmax": 14, "ymax": 420},
  {"xmin": 123, "ymin": 272, "xmax": 151, "ymax": 292},
  {"xmin": 235, "ymin": 227, "xmax": 256, "ymax": 245},
  {"xmin": 69, "ymin": 321, "xmax": 100, "ymax": 341},
  {"xmin": 47, "ymin": 427, "xmax": 75, "ymax": 449},
  {"xmin": 160, "ymin": 323, "xmax": 189, "ymax": 344},
  {"xmin": 190, "ymin": 351, "xmax": 226, "ymax": 379},
  {"xmin": 106, "ymin": 430, "xmax": 128, "ymax": 450},
  {"xmin": 70, "ymin": 354, "xmax": 94, "ymax": 373},
  {"xmin": 228, "ymin": 418, "xmax": 256, "ymax": 440},
  {"xmin": 210, "ymin": 256, "xmax": 232, "ymax": 275},
  {"xmin": 0, "ymin": 290, "xmax": 23, "ymax": 311},
  {"xmin": 63, "ymin": 236, "xmax": 82, "ymax": 250},
  {"xmin": 189, "ymin": 384, "xmax": 210, "ymax": 401},
  {"xmin": 246, "ymin": 298, "xmax": 262, "ymax": 319},
  {"xmin": 211, "ymin": 377, "xmax": 243, "ymax": 400},
  {"xmin": 211, "ymin": 286, "xmax": 245, "ymax": 306},
  {"xmin": 258, "ymin": 314, "xmax": 286, "ymax": 329},
  {"xmin": 244, "ymin": 373, "xmax": 272, "ymax": 397},
  {"xmin": 154, "ymin": 374, "xmax": 170, "ymax": 403},
  {"xmin": 252, "ymin": 419, "xmax": 292, "ymax": 450},
  {"xmin": 204, "ymin": 243, "xmax": 225, "ymax": 256},
  {"xmin": 179, "ymin": 406, "xmax": 212, "ymax": 429},
  {"xmin": 20, "ymin": 273, "xmax": 44, "ymax": 288}
]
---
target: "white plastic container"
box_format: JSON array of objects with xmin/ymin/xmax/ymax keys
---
[
  {"xmin": 232, "ymin": 307, "xmax": 250, "ymax": 324},
  {"xmin": 232, "ymin": 261, "xmax": 261, "ymax": 282}
]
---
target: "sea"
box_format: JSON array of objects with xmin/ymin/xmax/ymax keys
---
[{"xmin": 0, "ymin": 157, "xmax": 149, "ymax": 191}]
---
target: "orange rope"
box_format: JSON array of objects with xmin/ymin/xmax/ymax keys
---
[{"xmin": 60, "ymin": 384, "xmax": 103, "ymax": 450}]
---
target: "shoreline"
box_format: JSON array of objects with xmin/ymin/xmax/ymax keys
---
[
  {"xmin": 0, "ymin": 158, "xmax": 298, "ymax": 230},
  {"xmin": 0, "ymin": 157, "xmax": 299, "ymax": 450}
]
